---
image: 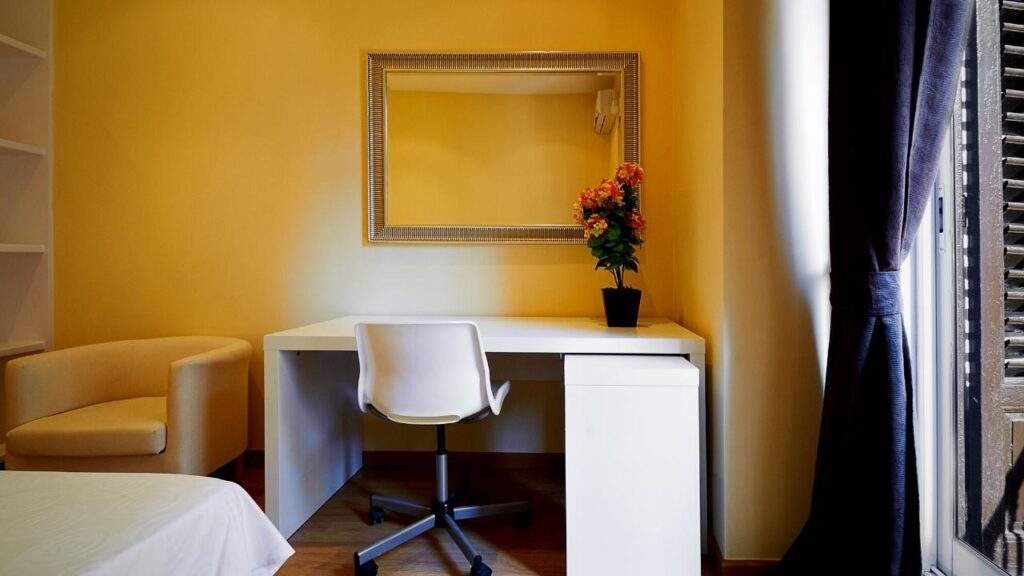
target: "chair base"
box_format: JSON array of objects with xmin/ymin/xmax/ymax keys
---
[
  {"xmin": 355, "ymin": 496, "xmax": 531, "ymax": 576},
  {"xmin": 353, "ymin": 426, "xmax": 531, "ymax": 575}
]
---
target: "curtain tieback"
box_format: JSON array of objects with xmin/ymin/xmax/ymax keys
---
[{"xmin": 830, "ymin": 270, "xmax": 902, "ymax": 316}]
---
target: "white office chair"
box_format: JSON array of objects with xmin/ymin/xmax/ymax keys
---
[{"xmin": 352, "ymin": 322, "xmax": 531, "ymax": 576}]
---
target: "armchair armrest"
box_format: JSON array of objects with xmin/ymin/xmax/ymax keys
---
[
  {"xmin": 166, "ymin": 339, "xmax": 252, "ymax": 474},
  {"xmin": 5, "ymin": 342, "xmax": 133, "ymax": 434}
]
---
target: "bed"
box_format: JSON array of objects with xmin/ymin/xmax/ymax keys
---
[{"xmin": 0, "ymin": 471, "xmax": 294, "ymax": 575}]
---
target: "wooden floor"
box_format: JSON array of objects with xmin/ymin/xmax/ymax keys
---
[{"xmin": 235, "ymin": 462, "xmax": 712, "ymax": 576}]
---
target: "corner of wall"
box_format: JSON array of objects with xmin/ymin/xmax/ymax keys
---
[{"xmin": 671, "ymin": 0, "xmax": 726, "ymax": 554}]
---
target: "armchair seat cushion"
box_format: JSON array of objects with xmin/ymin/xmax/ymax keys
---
[{"xmin": 7, "ymin": 397, "xmax": 167, "ymax": 458}]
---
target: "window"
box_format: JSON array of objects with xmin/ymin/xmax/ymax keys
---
[{"xmin": 938, "ymin": 2, "xmax": 1024, "ymax": 574}]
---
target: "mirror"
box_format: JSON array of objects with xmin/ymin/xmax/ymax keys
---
[{"xmin": 367, "ymin": 52, "xmax": 640, "ymax": 243}]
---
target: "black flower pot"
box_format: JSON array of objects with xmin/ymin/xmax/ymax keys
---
[{"xmin": 602, "ymin": 287, "xmax": 642, "ymax": 328}]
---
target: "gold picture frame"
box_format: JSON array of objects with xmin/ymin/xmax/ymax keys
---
[{"xmin": 366, "ymin": 51, "xmax": 640, "ymax": 243}]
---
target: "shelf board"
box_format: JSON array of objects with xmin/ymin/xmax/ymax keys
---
[
  {"xmin": 0, "ymin": 340, "xmax": 45, "ymax": 358},
  {"xmin": 0, "ymin": 137, "xmax": 45, "ymax": 155},
  {"xmin": 0, "ymin": 243, "xmax": 44, "ymax": 253},
  {"xmin": 0, "ymin": 32, "xmax": 46, "ymax": 59}
]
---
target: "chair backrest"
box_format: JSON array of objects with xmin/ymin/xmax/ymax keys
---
[{"xmin": 354, "ymin": 322, "xmax": 496, "ymax": 424}]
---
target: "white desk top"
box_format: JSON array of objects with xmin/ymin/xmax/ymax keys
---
[{"xmin": 264, "ymin": 316, "xmax": 704, "ymax": 355}]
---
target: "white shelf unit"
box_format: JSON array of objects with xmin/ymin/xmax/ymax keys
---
[
  {"xmin": 0, "ymin": 243, "xmax": 45, "ymax": 253},
  {"xmin": 0, "ymin": 2, "xmax": 52, "ymax": 466},
  {"xmin": 0, "ymin": 136, "xmax": 45, "ymax": 155},
  {"xmin": 0, "ymin": 339, "xmax": 44, "ymax": 465},
  {"xmin": 0, "ymin": 340, "xmax": 45, "ymax": 358},
  {"xmin": 0, "ymin": 2, "xmax": 52, "ymax": 347},
  {"xmin": 0, "ymin": 31, "xmax": 45, "ymax": 59}
]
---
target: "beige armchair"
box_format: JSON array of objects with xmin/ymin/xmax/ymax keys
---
[{"xmin": 4, "ymin": 336, "xmax": 251, "ymax": 475}]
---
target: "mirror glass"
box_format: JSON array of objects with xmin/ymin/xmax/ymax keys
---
[
  {"xmin": 385, "ymin": 71, "xmax": 623, "ymax": 227},
  {"xmin": 367, "ymin": 52, "xmax": 639, "ymax": 243}
]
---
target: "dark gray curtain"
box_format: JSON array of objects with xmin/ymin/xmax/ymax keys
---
[{"xmin": 778, "ymin": 1, "xmax": 971, "ymax": 574}]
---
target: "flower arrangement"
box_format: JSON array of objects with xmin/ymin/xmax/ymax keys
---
[{"xmin": 573, "ymin": 163, "xmax": 647, "ymax": 289}]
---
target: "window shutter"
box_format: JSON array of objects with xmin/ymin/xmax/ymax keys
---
[{"xmin": 1006, "ymin": 1, "xmax": 1024, "ymax": 382}]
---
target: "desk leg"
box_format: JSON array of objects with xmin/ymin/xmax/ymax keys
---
[
  {"xmin": 266, "ymin": 350, "xmax": 363, "ymax": 538},
  {"xmin": 688, "ymin": 352, "xmax": 708, "ymax": 555}
]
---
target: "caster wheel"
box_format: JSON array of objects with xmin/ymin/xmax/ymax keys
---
[
  {"xmin": 469, "ymin": 556, "xmax": 492, "ymax": 576},
  {"xmin": 354, "ymin": 559, "xmax": 378, "ymax": 576},
  {"xmin": 514, "ymin": 509, "xmax": 533, "ymax": 530},
  {"xmin": 368, "ymin": 505, "xmax": 385, "ymax": 525}
]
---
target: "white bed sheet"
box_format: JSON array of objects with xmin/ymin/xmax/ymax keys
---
[{"xmin": 0, "ymin": 471, "xmax": 294, "ymax": 576}]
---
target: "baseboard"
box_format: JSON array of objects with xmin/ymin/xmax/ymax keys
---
[
  {"xmin": 710, "ymin": 534, "xmax": 779, "ymax": 576},
  {"xmin": 362, "ymin": 450, "xmax": 565, "ymax": 471}
]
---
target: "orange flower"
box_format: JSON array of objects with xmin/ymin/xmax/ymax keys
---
[
  {"xmin": 596, "ymin": 179, "xmax": 624, "ymax": 207},
  {"xmin": 615, "ymin": 163, "xmax": 645, "ymax": 188},
  {"xmin": 579, "ymin": 187, "xmax": 601, "ymax": 210},
  {"xmin": 628, "ymin": 210, "xmax": 646, "ymax": 239},
  {"xmin": 572, "ymin": 200, "xmax": 585, "ymax": 225},
  {"xmin": 572, "ymin": 163, "xmax": 645, "ymax": 287},
  {"xmin": 584, "ymin": 214, "xmax": 608, "ymax": 239}
]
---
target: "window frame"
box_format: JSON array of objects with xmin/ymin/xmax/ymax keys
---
[{"xmin": 934, "ymin": 2, "xmax": 1007, "ymax": 571}]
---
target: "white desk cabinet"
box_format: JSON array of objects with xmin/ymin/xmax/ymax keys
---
[
  {"xmin": 565, "ymin": 355, "xmax": 700, "ymax": 575},
  {"xmin": 264, "ymin": 315, "xmax": 707, "ymax": 569}
]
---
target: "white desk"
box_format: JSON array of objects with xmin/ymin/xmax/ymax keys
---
[{"xmin": 264, "ymin": 316, "xmax": 707, "ymax": 561}]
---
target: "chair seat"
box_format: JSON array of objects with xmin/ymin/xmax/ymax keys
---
[
  {"xmin": 7, "ymin": 397, "xmax": 167, "ymax": 457},
  {"xmin": 381, "ymin": 380, "xmax": 511, "ymax": 425}
]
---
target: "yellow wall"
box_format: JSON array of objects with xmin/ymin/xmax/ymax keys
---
[
  {"xmin": 53, "ymin": 0, "xmax": 831, "ymax": 562},
  {"xmin": 53, "ymin": 0, "xmax": 677, "ymax": 450},
  {"xmin": 388, "ymin": 90, "xmax": 610, "ymax": 227},
  {"xmin": 670, "ymin": 0, "xmax": 827, "ymax": 561},
  {"xmin": 718, "ymin": 0, "xmax": 828, "ymax": 560},
  {"xmin": 671, "ymin": 0, "xmax": 726, "ymax": 552}
]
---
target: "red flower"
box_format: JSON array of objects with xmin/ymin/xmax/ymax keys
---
[
  {"xmin": 579, "ymin": 187, "xmax": 601, "ymax": 210},
  {"xmin": 571, "ymin": 162, "xmax": 646, "ymax": 289},
  {"xmin": 596, "ymin": 179, "xmax": 624, "ymax": 207},
  {"xmin": 628, "ymin": 210, "xmax": 647, "ymax": 239},
  {"xmin": 615, "ymin": 163, "xmax": 645, "ymax": 188}
]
